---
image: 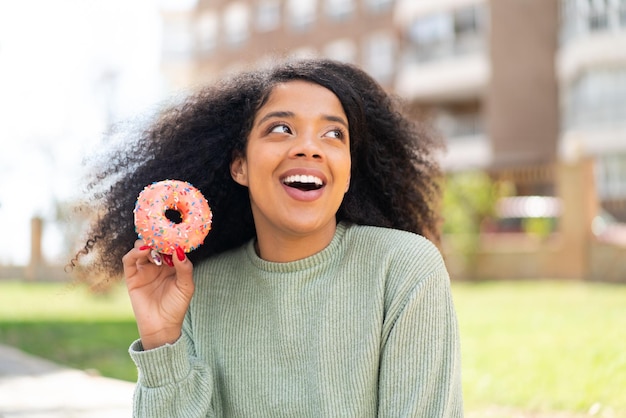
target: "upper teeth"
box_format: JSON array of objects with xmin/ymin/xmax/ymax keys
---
[{"xmin": 283, "ymin": 174, "xmax": 323, "ymax": 186}]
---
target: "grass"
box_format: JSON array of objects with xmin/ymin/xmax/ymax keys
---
[
  {"xmin": 0, "ymin": 279, "xmax": 624, "ymax": 416},
  {"xmin": 0, "ymin": 280, "xmax": 138, "ymax": 382},
  {"xmin": 453, "ymin": 280, "xmax": 626, "ymax": 417}
]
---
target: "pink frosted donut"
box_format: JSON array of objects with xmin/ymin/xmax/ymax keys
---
[{"xmin": 134, "ymin": 179, "xmax": 212, "ymax": 255}]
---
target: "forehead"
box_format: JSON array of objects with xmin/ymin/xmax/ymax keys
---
[{"xmin": 257, "ymin": 80, "xmax": 346, "ymax": 118}]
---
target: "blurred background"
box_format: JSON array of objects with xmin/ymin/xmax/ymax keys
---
[
  {"xmin": 1, "ymin": 0, "xmax": 625, "ymax": 282},
  {"xmin": 1, "ymin": 1, "xmax": 626, "ymax": 416}
]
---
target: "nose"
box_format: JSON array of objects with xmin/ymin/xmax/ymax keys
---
[{"xmin": 290, "ymin": 132, "xmax": 323, "ymax": 160}]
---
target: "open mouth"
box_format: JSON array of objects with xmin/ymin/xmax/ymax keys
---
[{"xmin": 282, "ymin": 174, "xmax": 324, "ymax": 191}]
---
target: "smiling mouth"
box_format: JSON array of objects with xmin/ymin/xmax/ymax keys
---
[{"xmin": 282, "ymin": 174, "xmax": 324, "ymax": 191}]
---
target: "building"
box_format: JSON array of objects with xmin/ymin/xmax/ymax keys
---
[
  {"xmin": 159, "ymin": 0, "xmax": 626, "ymax": 222},
  {"xmin": 160, "ymin": 0, "xmax": 397, "ymax": 90},
  {"xmin": 557, "ymin": 0, "xmax": 626, "ymax": 220}
]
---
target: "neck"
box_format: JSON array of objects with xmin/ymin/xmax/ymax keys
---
[{"xmin": 254, "ymin": 221, "xmax": 338, "ymax": 263}]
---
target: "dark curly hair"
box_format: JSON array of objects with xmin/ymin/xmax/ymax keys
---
[{"xmin": 72, "ymin": 58, "xmax": 443, "ymax": 279}]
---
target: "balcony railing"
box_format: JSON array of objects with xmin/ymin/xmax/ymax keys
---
[{"xmin": 560, "ymin": 0, "xmax": 626, "ymax": 44}]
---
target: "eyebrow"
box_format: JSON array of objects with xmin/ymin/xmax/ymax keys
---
[
  {"xmin": 256, "ymin": 111, "xmax": 294, "ymax": 126},
  {"xmin": 255, "ymin": 110, "xmax": 349, "ymax": 129}
]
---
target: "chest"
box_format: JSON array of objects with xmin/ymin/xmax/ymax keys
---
[{"xmin": 189, "ymin": 272, "xmax": 386, "ymax": 413}]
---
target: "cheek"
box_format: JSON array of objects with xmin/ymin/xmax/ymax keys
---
[{"xmin": 336, "ymin": 150, "xmax": 352, "ymax": 177}]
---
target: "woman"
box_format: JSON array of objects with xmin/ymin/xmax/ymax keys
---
[{"xmin": 78, "ymin": 59, "xmax": 463, "ymax": 417}]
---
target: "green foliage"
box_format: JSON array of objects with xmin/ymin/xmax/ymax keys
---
[
  {"xmin": 522, "ymin": 216, "xmax": 556, "ymax": 238},
  {"xmin": 442, "ymin": 171, "xmax": 502, "ymax": 235},
  {"xmin": 441, "ymin": 171, "xmax": 512, "ymax": 277}
]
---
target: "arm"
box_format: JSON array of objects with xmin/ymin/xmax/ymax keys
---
[
  {"xmin": 378, "ymin": 267, "xmax": 464, "ymax": 417},
  {"xmin": 129, "ymin": 317, "xmax": 214, "ymax": 418},
  {"xmin": 122, "ymin": 242, "xmax": 214, "ymax": 417}
]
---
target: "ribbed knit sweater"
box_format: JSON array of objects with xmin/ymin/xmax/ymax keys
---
[{"xmin": 129, "ymin": 222, "xmax": 463, "ymax": 417}]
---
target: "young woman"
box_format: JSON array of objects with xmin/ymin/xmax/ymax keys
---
[{"xmin": 78, "ymin": 59, "xmax": 463, "ymax": 417}]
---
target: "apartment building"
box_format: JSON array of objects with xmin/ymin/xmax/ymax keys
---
[
  {"xmin": 558, "ymin": 0, "xmax": 626, "ymax": 220},
  {"xmin": 159, "ymin": 0, "xmax": 626, "ymax": 220},
  {"xmin": 161, "ymin": 0, "xmax": 397, "ymax": 90}
]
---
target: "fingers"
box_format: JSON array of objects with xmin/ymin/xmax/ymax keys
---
[
  {"xmin": 123, "ymin": 240, "xmax": 169, "ymax": 267},
  {"xmin": 122, "ymin": 241, "xmax": 150, "ymax": 271},
  {"xmin": 172, "ymin": 246, "xmax": 194, "ymax": 291},
  {"xmin": 149, "ymin": 249, "xmax": 163, "ymax": 266},
  {"xmin": 123, "ymin": 241, "xmax": 193, "ymax": 276}
]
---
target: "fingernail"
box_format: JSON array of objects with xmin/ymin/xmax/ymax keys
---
[
  {"xmin": 163, "ymin": 254, "xmax": 174, "ymax": 267},
  {"xmin": 176, "ymin": 247, "xmax": 186, "ymax": 262},
  {"xmin": 139, "ymin": 245, "xmax": 151, "ymax": 251},
  {"xmin": 150, "ymin": 249, "xmax": 162, "ymax": 266}
]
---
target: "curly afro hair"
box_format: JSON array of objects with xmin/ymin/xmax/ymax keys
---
[{"xmin": 72, "ymin": 58, "xmax": 443, "ymax": 279}]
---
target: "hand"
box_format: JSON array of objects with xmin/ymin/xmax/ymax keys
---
[{"xmin": 122, "ymin": 241, "xmax": 195, "ymax": 350}]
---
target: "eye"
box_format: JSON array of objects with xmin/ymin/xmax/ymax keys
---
[
  {"xmin": 323, "ymin": 128, "xmax": 346, "ymax": 140},
  {"xmin": 269, "ymin": 124, "xmax": 292, "ymax": 134}
]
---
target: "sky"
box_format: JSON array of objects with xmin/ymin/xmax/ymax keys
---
[{"xmin": 0, "ymin": 0, "xmax": 195, "ymax": 265}]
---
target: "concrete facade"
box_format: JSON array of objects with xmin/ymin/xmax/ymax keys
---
[{"xmin": 488, "ymin": 0, "xmax": 560, "ymax": 168}]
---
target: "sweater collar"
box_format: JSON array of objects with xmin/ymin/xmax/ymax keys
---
[{"xmin": 244, "ymin": 222, "xmax": 350, "ymax": 273}]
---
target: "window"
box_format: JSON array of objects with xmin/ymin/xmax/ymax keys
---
[
  {"xmin": 224, "ymin": 3, "xmax": 250, "ymax": 47},
  {"xmin": 432, "ymin": 101, "xmax": 484, "ymax": 140},
  {"xmin": 454, "ymin": 6, "xmax": 478, "ymax": 37},
  {"xmin": 162, "ymin": 20, "xmax": 194, "ymax": 58},
  {"xmin": 325, "ymin": 0, "xmax": 354, "ymax": 21},
  {"xmin": 407, "ymin": 13, "xmax": 453, "ymax": 62},
  {"xmin": 408, "ymin": 13, "xmax": 453, "ymax": 46},
  {"xmin": 287, "ymin": 0, "xmax": 316, "ymax": 31},
  {"xmin": 588, "ymin": 0, "xmax": 610, "ymax": 30},
  {"xmin": 405, "ymin": 4, "xmax": 486, "ymax": 63},
  {"xmin": 363, "ymin": 32, "xmax": 395, "ymax": 83},
  {"xmin": 453, "ymin": 5, "xmax": 484, "ymax": 54},
  {"xmin": 620, "ymin": 0, "xmax": 626, "ymax": 26},
  {"xmin": 597, "ymin": 154, "xmax": 626, "ymax": 199},
  {"xmin": 323, "ymin": 39, "xmax": 357, "ymax": 64},
  {"xmin": 565, "ymin": 69, "xmax": 626, "ymax": 129},
  {"xmin": 559, "ymin": 0, "xmax": 580, "ymax": 43},
  {"xmin": 256, "ymin": 0, "xmax": 281, "ymax": 32},
  {"xmin": 197, "ymin": 12, "xmax": 218, "ymax": 54},
  {"xmin": 560, "ymin": 0, "xmax": 625, "ymax": 42},
  {"xmin": 365, "ymin": 0, "xmax": 393, "ymax": 14}
]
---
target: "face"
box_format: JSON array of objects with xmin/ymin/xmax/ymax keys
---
[{"xmin": 230, "ymin": 80, "xmax": 351, "ymax": 252}]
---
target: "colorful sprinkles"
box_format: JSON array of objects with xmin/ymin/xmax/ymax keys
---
[{"xmin": 133, "ymin": 179, "xmax": 212, "ymax": 255}]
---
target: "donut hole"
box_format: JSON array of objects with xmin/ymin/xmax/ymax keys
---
[{"xmin": 165, "ymin": 208, "xmax": 183, "ymax": 224}]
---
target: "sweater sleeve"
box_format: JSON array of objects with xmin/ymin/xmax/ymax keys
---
[
  {"xmin": 128, "ymin": 314, "xmax": 214, "ymax": 418},
  {"xmin": 377, "ymin": 259, "xmax": 464, "ymax": 417}
]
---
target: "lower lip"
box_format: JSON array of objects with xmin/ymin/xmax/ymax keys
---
[{"xmin": 282, "ymin": 184, "xmax": 325, "ymax": 202}]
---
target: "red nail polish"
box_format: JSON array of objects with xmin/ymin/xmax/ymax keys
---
[
  {"xmin": 176, "ymin": 247, "xmax": 186, "ymax": 262},
  {"xmin": 139, "ymin": 245, "xmax": 151, "ymax": 251},
  {"xmin": 163, "ymin": 254, "xmax": 174, "ymax": 267}
]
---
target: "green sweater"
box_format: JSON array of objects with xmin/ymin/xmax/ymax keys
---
[{"xmin": 129, "ymin": 222, "xmax": 463, "ymax": 417}]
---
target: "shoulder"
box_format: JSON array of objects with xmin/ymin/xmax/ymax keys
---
[
  {"xmin": 344, "ymin": 223, "xmax": 445, "ymax": 273},
  {"xmin": 343, "ymin": 224, "xmax": 450, "ymax": 309}
]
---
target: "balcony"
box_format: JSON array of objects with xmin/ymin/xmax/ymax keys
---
[
  {"xmin": 395, "ymin": 53, "xmax": 489, "ymax": 102},
  {"xmin": 557, "ymin": 1, "xmax": 626, "ymax": 84},
  {"xmin": 393, "ymin": 0, "xmax": 489, "ymax": 101}
]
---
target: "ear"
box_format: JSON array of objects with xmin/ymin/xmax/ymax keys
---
[
  {"xmin": 230, "ymin": 154, "xmax": 249, "ymax": 186},
  {"xmin": 344, "ymin": 174, "xmax": 351, "ymax": 194}
]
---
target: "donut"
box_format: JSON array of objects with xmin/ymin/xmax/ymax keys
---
[{"xmin": 134, "ymin": 179, "xmax": 212, "ymax": 255}]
